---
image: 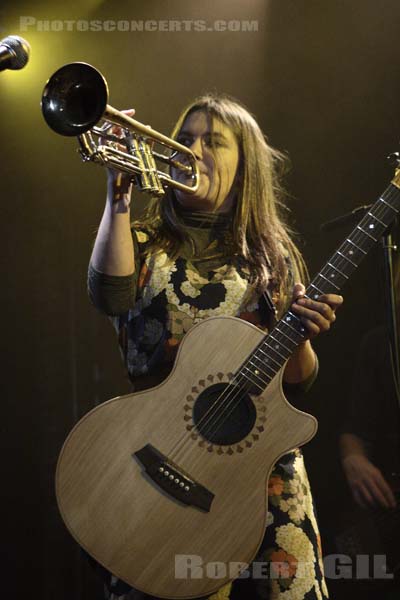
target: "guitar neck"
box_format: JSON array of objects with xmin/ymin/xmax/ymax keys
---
[{"xmin": 237, "ymin": 176, "xmax": 400, "ymax": 391}]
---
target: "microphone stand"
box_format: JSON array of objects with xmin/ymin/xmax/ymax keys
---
[
  {"xmin": 320, "ymin": 205, "xmax": 400, "ymax": 409},
  {"xmin": 382, "ymin": 224, "xmax": 400, "ymax": 410}
]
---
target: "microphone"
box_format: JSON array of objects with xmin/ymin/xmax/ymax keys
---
[
  {"xmin": 0, "ymin": 35, "xmax": 31, "ymax": 72},
  {"xmin": 320, "ymin": 204, "xmax": 372, "ymax": 232}
]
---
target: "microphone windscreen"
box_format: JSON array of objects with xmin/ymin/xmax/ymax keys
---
[{"xmin": 1, "ymin": 35, "xmax": 31, "ymax": 69}]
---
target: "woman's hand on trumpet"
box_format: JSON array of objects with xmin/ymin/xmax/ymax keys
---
[{"xmin": 102, "ymin": 108, "xmax": 136, "ymax": 207}]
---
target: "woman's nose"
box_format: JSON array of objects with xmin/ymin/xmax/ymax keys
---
[{"xmin": 190, "ymin": 137, "xmax": 203, "ymax": 160}]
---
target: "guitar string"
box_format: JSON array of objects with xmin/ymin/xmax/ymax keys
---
[
  {"xmin": 194, "ymin": 365, "xmax": 271, "ymax": 446},
  {"xmin": 166, "ymin": 242, "xmax": 365, "ymax": 463},
  {"xmin": 196, "ymin": 350, "xmax": 279, "ymax": 445},
  {"xmin": 166, "ymin": 307, "xmax": 306, "ymax": 465},
  {"xmin": 198, "ymin": 323, "xmax": 309, "ymax": 445},
  {"xmin": 166, "ymin": 349, "xmax": 269, "ymax": 464},
  {"xmin": 164, "ymin": 296, "xmax": 292, "ymax": 463},
  {"xmin": 165, "ymin": 185, "xmax": 400, "ymax": 464},
  {"xmin": 191, "ymin": 183, "xmax": 397, "ymax": 450},
  {"xmin": 163, "ymin": 290, "xmax": 292, "ymax": 462},
  {"xmin": 166, "ymin": 184, "xmax": 399, "ymax": 464},
  {"xmin": 168, "ymin": 186, "xmax": 400, "ymax": 466},
  {"xmin": 168, "ymin": 318, "xmax": 308, "ymax": 466}
]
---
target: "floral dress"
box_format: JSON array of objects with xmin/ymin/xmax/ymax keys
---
[{"xmin": 88, "ymin": 210, "xmax": 329, "ymax": 600}]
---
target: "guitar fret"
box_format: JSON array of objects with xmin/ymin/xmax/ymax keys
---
[
  {"xmin": 248, "ymin": 358, "xmax": 271, "ymax": 380},
  {"xmin": 251, "ymin": 381, "xmax": 265, "ymax": 392},
  {"xmin": 367, "ymin": 211, "xmax": 387, "ymax": 228},
  {"xmin": 241, "ymin": 367, "xmax": 266, "ymax": 390},
  {"xmin": 346, "ymin": 238, "xmax": 366, "ymax": 255},
  {"xmin": 328, "ymin": 261, "xmax": 349, "ymax": 279},
  {"xmin": 274, "ymin": 326, "xmax": 300, "ymax": 346},
  {"xmin": 281, "ymin": 320, "xmax": 298, "ymax": 335},
  {"xmin": 278, "ymin": 320, "xmax": 306, "ymax": 345},
  {"xmin": 232, "ymin": 180, "xmax": 400, "ymax": 395},
  {"xmin": 351, "ymin": 231, "xmax": 370, "ymax": 253},
  {"xmin": 337, "ymin": 250, "xmax": 357, "ymax": 268},
  {"xmin": 338, "ymin": 238, "xmax": 368, "ymax": 267},
  {"xmin": 269, "ymin": 333, "xmax": 291, "ymax": 354},
  {"xmin": 247, "ymin": 370, "xmax": 270, "ymax": 388},
  {"xmin": 283, "ymin": 311, "xmax": 307, "ymax": 336},
  {"xmin": 264, "ymin": 341, "xmax": 287, "ymax": 361},
  {"xmin": 318, "ymin": 272, "xmax": 339, "ymax": 290},
  {"xmin": 257, "ymin": 346, "xmax": 282, "ymax": 368},
  {"xmin": 309, "ymin": 283, "xmax": 324, "ymax": 299},
  {"xmin": 372, "ymin": 204, "xmax": 390, "ymax": 224},
  {"xmin": 379, "ymin": 196, "xmax": 399, "ymax": 213},
  {"xmin": 253, "ymin": 356, "xmax": 276, "ymax": 378},
  {"xmin": 236, "ymin": 372, "xmax": 265, "ymax": 394},
  {"xmin": 356, "ymin": 224, "xmax": 378, "ymax": 242}
]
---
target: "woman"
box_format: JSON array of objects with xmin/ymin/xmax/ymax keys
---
[{"xmin": 88, "ymin": 95, "xmax": 342, "ymax": 599}]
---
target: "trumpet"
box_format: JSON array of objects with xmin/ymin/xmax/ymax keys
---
[{"xmin": 41, "ymin": 62, "xmax": 199, "ymax": 197}]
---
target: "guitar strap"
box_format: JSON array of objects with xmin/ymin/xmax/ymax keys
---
[{"xmin": 261, "ymin": 288, "xmax": 278, "ymax": 331}]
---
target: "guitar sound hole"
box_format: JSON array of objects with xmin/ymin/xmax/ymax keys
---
[{"xmin": 192, "ymin": 383, "xmax": 256, "ymax": 445}]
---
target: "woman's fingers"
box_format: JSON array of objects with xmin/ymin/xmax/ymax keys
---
[
  {"xmin": 100, "ymin": 108, "xmax": 136, "ymax": 143},
  {"xmin": 111, "ymin": 108, "xmax": 136, "ymax": 137},
  {"xmin": 291, "ymin": 292, "xmax": 343, "ymax": 338},
  {"xmin": 102, "ymin": 109, "xmax": 136, "ymax": 185}
]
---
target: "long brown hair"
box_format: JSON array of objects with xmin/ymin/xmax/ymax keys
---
[{"xmin": 137, "ymin": 94, "xmax": 308, "ymax": 315}]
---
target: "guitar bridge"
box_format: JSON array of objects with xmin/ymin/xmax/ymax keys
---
[{"xmin": 134, "ymin": 444, "xmax": 214, "ymax": 512}]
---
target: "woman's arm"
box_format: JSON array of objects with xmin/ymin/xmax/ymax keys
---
[
  {"xmin": 88, "ymin": 109, "xmax": 139, "ymax": 315},
  {"xmin": 90, "ymin": 172, "xmax": 135, "ymax": 277},
  {"xmin": 88, "ymin": 170, "xmax": 137, "ymax": 316},
  {"xmin": 283, "ymin": 340, "xmax": 317, "ymax": 385},
  {"xmin": 90, "ymin": 108, "xmax": 137, "ymax": 277}
]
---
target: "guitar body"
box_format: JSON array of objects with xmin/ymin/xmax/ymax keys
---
[{"xmin": 56, "ymin": 316, "xmax": 317, "ymax": 598}]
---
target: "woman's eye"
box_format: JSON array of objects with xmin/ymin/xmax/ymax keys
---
[
  {"xmin": 204, "ymin": 137, "xmax": 222, "ymax": 148},
  {"xmin": 177, "ymin": 136, "xmax": 192, "ymax": 147},
  {"xmin": 176, "ymin": 135, "xmax": 225, "ymax": 148}
]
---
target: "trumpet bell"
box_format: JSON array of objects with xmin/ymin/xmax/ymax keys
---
[
  {"xmin": 41, "ymin": 61, "xmax": 199, "ymax": 196},
  {"xmin": 41, "ymin": 62, "xmax": 108, "ymax": 137}
]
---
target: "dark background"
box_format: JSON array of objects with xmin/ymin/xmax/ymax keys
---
[{"xmin": 0, "ymin": 0, "xmax": 399, "ymax": 598}]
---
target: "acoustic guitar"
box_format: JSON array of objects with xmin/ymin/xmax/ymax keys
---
[{"xmin": 56, "ymin": 167, "xmax": 400, "ymax": 598}]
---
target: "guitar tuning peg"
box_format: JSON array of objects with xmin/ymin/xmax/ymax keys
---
[{"xmin": 387, "ymin": 151, "xmax": 400, "ymax": 166}]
